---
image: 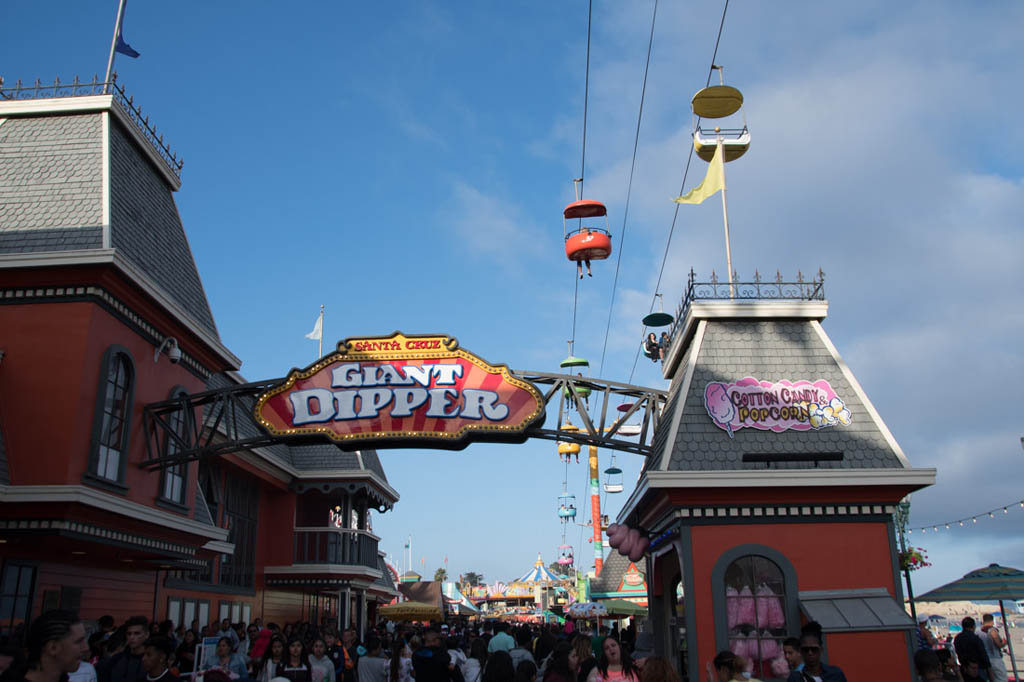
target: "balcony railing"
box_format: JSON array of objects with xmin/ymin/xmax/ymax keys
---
[
  {"xmin": 667, "ymin": 268, "xmax": 825, "ymax": 347},
  {"xmin": 0, "ymin": 74, "xmax": 183, "ymax": 179},
  {"xmin": 293, "ymin": 527, "xmax": 379, "ymax": 570}
]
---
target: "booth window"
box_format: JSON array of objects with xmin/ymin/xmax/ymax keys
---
[
  {"xmin": 0, "ymin": 562, "xmax": 36, "ymax": 636},
  {"xmin": 158, "ymin": 388, "xmax": 191, "ymax": 507},
  {"xmin": 88, "ymin": 346, "xmax": 136, "ymax": 488},
  {"xmin": 712, "ymin": 545, "xmax": 800, "ymax": 681}
]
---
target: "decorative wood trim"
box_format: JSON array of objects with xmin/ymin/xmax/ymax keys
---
[
  {"xmin": 101, "ymin": 111, "xmax": 110, "ymax": 247},
  {"xmin": 0, "ymin": 282, "xmax": 210, "ymax": 379},
  {"xmin": 0, "ymin": 517, "xmax": 196, "ymax": 556},
  {"xmin": 0, "ymin": 484, "xmax": 229, "ymax": 542},
  {"xmin": 264, "ymin": 564, "xmax": 381, "ymax": 580},
  {"xmin": 673, "ymin": 502, "xmax": 897, "ymax": 521},
  {"xmin": 644, "ymin": 468, "xmax": 935, "ymax": 489},
  {"xmin": 0, "ymin": 250, "xmax": 240, "ymax": 371},
  {"xmin": 661, "ymin": 320, "xmax": 705, "ymax": 471}
]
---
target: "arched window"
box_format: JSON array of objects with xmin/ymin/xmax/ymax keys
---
[
  {"xmin": 712, "ymin": 545, "xmax": 799, "ymax": 681},
  {"xmin": 159, "ymin": 388, "xmax": 191, "ymax": 506},
  {"xmin": 88, "ymin": 346, "xmax": 135, "ymax": 487}
]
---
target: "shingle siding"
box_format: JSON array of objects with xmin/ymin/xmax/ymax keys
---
[
  {"xmin": 290, "ymin": 444, "xmax": 360, "ymax": 471},
  {"xmin": 643, "ymin": 342, "xmax": 693, "ymax": 474},
  {"xmin": 591, "ymin": 551, "xmax": 639, "ymax": 593},
  {"xmin": 0, "ymin": 115, "xmax": 103, "ymax": 248},
  {"xmin": 374, "ymin": 556, "xmax": 396, "ymax": 589},
  {"xmin": 360, "ymin": 450, "xmax": 388, "ymax": 482},
  {"xmin": 108, "ymin": 120, "xmax": 218, "ymax": 336},
  {"xmin": 659, "ymin": 319, "xmax": 905, "ymax": 471},
  {"xmin": 0, "ymin": 226, "xmax": 102, "ymax": 252}
]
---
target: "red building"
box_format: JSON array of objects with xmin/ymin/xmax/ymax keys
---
[
  {"xmin": 0, "ymin": 81, "xmax": 398, "ymax": 635},
  {"xmin": 619, "ymin": 276, "xmax": 936, "ymax": 681}
]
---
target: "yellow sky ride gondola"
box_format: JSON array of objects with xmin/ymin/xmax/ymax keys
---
[{"xmin": 691, "ymin": 70, "xmax": 750, "ymax": 163}]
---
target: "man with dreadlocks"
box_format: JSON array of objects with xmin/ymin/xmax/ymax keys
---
[{"xmin": 13, "ymin": 610, "xmax": 89, "ymax": 682}]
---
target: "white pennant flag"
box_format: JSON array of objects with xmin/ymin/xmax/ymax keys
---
[{"xmin": 305, "ymin": 313, "xmax": 322, "ymax": 341}]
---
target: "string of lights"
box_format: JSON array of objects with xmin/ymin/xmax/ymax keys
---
[{"xmin": 906, "ymin": 499, "xmax": 1024, "ymax": 535}]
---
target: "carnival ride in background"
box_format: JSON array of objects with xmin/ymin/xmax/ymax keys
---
[{"xmin": 548, "ymin": 0, "xmax": 748, "ymax": 583}]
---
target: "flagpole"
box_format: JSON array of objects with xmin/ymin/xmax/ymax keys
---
[
  {"xmin": 318, "ymin": 304, "xmax": 324, "ymax": 359},
  {"xmin": 716, "ymin": 131, "xmax": 735, "ymax": 298},
  {"xmin": 103, "ymin": 0, "xmax": 127, "ymax": 93}
]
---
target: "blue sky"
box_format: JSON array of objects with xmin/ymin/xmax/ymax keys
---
[{"xmin": 4, "ymin": 1, "xmax": 1023, "ymax": 594}]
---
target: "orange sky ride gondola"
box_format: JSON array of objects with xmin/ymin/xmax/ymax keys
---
[{"xmin": 563, "ymin": 199, "xmax": 612, "ymax": 277}]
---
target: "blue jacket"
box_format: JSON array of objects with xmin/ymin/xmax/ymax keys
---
[{"xmin": 786, "ymin": 665, "xmax": 847, "ymax": 682}]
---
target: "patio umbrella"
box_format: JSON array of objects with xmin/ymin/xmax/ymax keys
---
[
  {"xmin": 601, "ymin": 599, "xmax": 648, "ymax": 617},
  {"xmin": 916, "ymin": 563, "xmax": 1023, "ymax": 681},
  {"xmin": 379, "ymin": 600, "xmax": 443, "ymax": 621}
]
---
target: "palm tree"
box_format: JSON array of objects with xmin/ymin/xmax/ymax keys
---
[
  {"xmin": 434, "ymin": 567, "xmax": 448, "ymax": 582},
  {"xmin": 463, "ymin": 571, "xmax": 483, "ymax": 587}
]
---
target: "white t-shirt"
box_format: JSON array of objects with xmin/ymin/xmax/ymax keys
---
[{"xmin": 69, "ymin": 661, "xmax": 97, "ymax": 682}]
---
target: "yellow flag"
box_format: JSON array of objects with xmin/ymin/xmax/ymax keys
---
[{"xmin": 673, "ymin": 143, "xmax": 724, "ymax": 204}]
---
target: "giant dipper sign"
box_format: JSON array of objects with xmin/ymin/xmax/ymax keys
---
[{"xmin": 255, "ymin": 332, "xmax": 545, "ymax": 450}]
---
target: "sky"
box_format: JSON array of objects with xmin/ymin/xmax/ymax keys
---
[{"xmin": 3, "ymin": 1, "xmax": 1022, "ymax": 595}]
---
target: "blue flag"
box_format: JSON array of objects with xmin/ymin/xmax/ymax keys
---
[{"xmin": 114, "ymin": 1, "xmax": 140, "ymax": 58}]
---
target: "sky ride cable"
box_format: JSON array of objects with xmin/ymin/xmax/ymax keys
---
[
  {"xmin": 627, "ymin": 0, "xmax": 731, "ymax": 386},
  {"xmin": 569, "ymin": 0, "xmax": 594, "ymax": 350},
  {"xmin": 598, "ymin": 0, "xmax": 659, "ymax": 378}
]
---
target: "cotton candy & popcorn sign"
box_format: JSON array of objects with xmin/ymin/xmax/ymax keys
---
[{"xmin": 704, "ymin": 377, "xmax": 851, "ymax": 437}]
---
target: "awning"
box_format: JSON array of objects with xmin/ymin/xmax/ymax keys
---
[{"xmin": 798, "ymin": 588, "xmax": 914, "ymax": 632}]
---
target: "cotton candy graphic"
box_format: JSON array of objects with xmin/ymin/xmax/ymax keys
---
[{"xmin": 704, "ymin": 382, "xmax": 736, "ymax": 437}]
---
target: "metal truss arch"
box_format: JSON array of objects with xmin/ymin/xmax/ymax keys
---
[{"xmin": 142, "ymin": 372, "xmax": 667, "ymax": 470}]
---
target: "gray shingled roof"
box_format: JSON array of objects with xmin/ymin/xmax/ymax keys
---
[
  {"xmin": 653, "ymin": 319, "xmax": 906, "ymax": 471},
  {"xmin": 361, "ymin": 450, "xmax": 388, "ymax": 482},
  {"xmin": 290, "ymin": 443, "xmax": 360, "ymax": 470},
  {"xmin": 107, "ymin": 120, "xmax": 218, "ymax": 336},
  {"xmin": 0, "ymin": 115, "xmax": 103, "ymax": 251},
  {"xmin": 0, "ymin": 111, "xmax": 219, "ymax": 339},
  {"xmin": 374, "ymin": 556, "xmax": 397, "ymax": 590},
  {"xmin": 591, "ymin": 550, "xmax": 644, "ymax": 594}
]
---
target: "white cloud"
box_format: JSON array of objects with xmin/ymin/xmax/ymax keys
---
[
  {"xmin": 441, "ymin": 180, "xmax": 552, "ymax": 263},
  {"xmin": 535, "ymin": 0, "xmax": 1024, "ymax": 579}
]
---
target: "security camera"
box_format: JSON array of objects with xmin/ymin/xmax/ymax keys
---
[{"xmin": 154, "ymin": 337, "xmax": 182, "ymax": 364}]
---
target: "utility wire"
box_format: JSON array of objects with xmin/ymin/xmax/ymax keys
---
[
  {"xmin": 627, "ymin": 0, "xmax": 730, "ymax": 385},
  {"xmin": 598, "ymin": 0, "xmax": 659, "ymax": 377}
]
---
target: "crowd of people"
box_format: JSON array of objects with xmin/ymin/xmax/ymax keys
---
[
  {"xmin": 914, "ymin": 614, "xmax": 1011, "ymax": 682},
  {"xmin": 0, "ymin": 611, "xmax": 855, "ymax": 682}
]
